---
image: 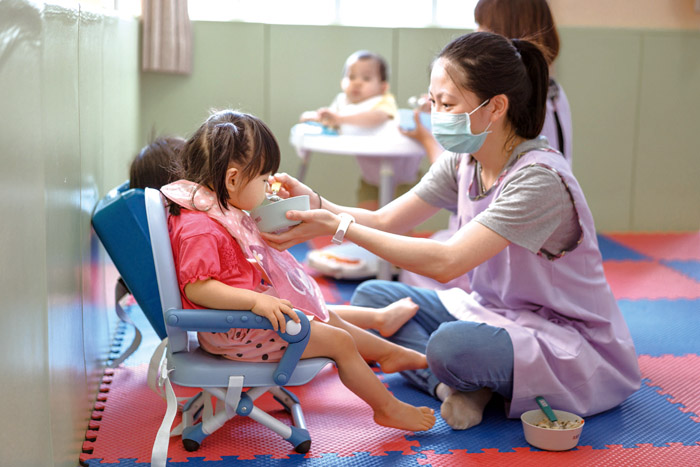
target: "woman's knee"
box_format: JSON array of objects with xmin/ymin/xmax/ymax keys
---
[
  {"xmin": 426, "ymin": 321, "xmax": 514, "ymax": 391},
  {"xmin": 350, "ymin": 279, "xmax": 402, "ymax": 308}
]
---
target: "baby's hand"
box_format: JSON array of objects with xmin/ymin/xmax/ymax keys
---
[
  {"xmin": 300, "ymin": 110, "xmax": 319, "ymax": 122},
  {"xmin": 317, "ymin": 108, "xmax": 340, "ymax": 127},
  {"xmin": 251, "ymin": 295, "xmax": 300, "ymax": 333}
]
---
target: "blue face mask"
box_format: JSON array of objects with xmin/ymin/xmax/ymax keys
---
[{"xmin": 431, "ymin": 99, "xmax": 492, "ymax": 154}]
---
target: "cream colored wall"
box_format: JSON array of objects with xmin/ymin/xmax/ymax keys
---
[
  {"xmin": 141, "ymin": 21, "xmax": 700, "ymax": 232},
  {"xmin": 550, "ymin": 0, "xmax": 700, "ymax": 29},
  {"xmin": 0, "ymin": 2, "xmax": 139, "ymax": 466}
]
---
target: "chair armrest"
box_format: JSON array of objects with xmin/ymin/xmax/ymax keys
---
[{"xmin": 164, "ymin": 308, "xmax": 312, "ymax": 386}]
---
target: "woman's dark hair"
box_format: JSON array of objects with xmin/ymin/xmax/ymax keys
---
[
  {"xmin": 129, "ymin": 136, "xmax": 184, "ymax": 189},
  {"xmin": 343, "ymin": 50, "xmax": 389, "ymax": 82},
  {"xmin": 173, "ymin": 109, "xmax": 281, "ymax": 213},
  {"xmin": 436, "ymin": 31, "xmax": 549, "ymax": 139},
  {"xmin": 474, "ymin": 0, "xmax": 560, "ymax": 64}
]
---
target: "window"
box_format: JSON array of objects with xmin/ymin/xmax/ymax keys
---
[{"xmin": 112, "ymin": 0, "xmax": 478, "ymax": 29}]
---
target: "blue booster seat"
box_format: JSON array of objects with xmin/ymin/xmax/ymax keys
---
[{"xmin": 91, "ymin": 184, "xmax": 332, "ymax": 463}]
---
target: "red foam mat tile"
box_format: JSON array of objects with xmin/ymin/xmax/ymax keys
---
[
  {"xmin": 606, "ymin": 232, "xmax": 700, "ymax": 261},
  {"xmin": 603, "ymin": 260, "xmax": 700, "ymax": 300},
  {"xmin": 639, "ymin": 354, "xmax": 700, "ymax": 422},
  {"xmin": 416, "ymin": 443, "xmax": 700, "ymax": 466},
  {"xmin": 83, "ymin": 363, "xmax": 420, "ymax": 464}
]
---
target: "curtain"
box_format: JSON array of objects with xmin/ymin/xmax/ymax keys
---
[{"xmin": 142, "ymin": 0, "xmax": 192, "ymax": 74}]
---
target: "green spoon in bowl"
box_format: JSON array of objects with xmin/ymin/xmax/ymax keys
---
[{"xmin": 535, "ymin": 396, "xmax": 561, "ymax": 428}]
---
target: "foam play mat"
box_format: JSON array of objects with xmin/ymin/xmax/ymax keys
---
[{"xmin": 81, "ymin": 233, "xmax": 700, "ymax": 466}]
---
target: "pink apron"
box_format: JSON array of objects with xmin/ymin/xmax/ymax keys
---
[
  {"xmin": 441, "ymin": 149, "xmax": 640, "ymax": 417},
  {"xmin": 161, "ymin": 180, "xmax": 329, "ymax": 322}
]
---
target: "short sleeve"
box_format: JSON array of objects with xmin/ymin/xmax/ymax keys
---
[
  {"xmin": 410, "ymin": 151, "xmax": 460, "ymax": 213},
  {"xmin": 176, "ymin": 233, "xmax": 224, "ymax": 288},
  {"xmin": 474, "ymin": 165, "xmax": 579, "ymax": 254}
]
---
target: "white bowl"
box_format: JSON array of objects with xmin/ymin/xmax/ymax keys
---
[
  {"xmin": 250, "ymin": 195, "xmax": 309, "ymax": 233},
  {"xmin": 521, "ymin": 409, "xmax": 585, "ymax": 451}
]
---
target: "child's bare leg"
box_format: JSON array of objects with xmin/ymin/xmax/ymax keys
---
[
  {"xmin": 302, "ymin": 320, "xmax": 435, "ymax": 431},
  {"xmin": 328, "ymin": 297, "xmax": 418, "ymax": 337},
  {"xmin": 325, "ymin": 310, "xmax": 427, "ymax": 374}
]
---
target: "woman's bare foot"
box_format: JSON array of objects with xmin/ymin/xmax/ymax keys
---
[
  {"xmin": 375, "ymin": 344, "xmax": 428, "ymax": 374},
  {"xmin": 376, "ymin": 297, "xmax": 419, "ymax": 337},
  {"xmin": 374, "ymin": 400, "xmax": 436, "ymax": 431}
]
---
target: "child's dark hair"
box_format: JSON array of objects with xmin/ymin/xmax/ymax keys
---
[
  {"xmin": 173, "ymin": 109, "xmax": 281, "ymax": 213},
  {"xmin": 474, "ymin": 0, "xmax": 560, "ymax": 65},
  {"xmin": 343, "ymin": 50, "xmax": 389, "ymax": 82},
  {"xmin": 436, "ymin": 31, "xmax": 549, "ymax": 140},
  {"xmin": 129, "ymin": 136, "xmax": 184, "ymax": 189}
]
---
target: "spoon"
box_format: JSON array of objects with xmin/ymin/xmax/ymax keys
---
[
  {"xmin": 267, "ymin": 181, "xmax": 282, "ymax": 202},
  {"xmin": 535, "ymin": 396, "xmax": 561, "ymax": 428}
]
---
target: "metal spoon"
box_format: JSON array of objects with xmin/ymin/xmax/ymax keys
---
[{"xmin": 267, "ymin": 181, "xmax": 282, "ymax": 202}]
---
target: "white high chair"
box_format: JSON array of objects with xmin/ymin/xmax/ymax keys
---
[{"xmin": 91, "ymin": 185, "xmax": 332, "ymax": 466}]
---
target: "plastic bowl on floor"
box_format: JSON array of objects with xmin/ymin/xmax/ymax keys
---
[
  {"xmin": 521, "ymin": 409, "xmax": 585, "ymax": 451},
  {"xmin": 250, "ymin": 195, "xmax": 309, "ymax": 234}
]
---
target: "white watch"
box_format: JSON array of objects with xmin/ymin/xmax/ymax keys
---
[{"xmin": 331, "ymin": 213, "xmax": 355, "ymax": 245}]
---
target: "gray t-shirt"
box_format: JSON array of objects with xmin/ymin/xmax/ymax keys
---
[{"xmin": 410, "ymin": 138, "xmax": 581, "ymax": 257}]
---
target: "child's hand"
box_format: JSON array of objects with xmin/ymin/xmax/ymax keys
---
[{"xmin": 251, "ymin": 294, "xmax": 300, "ymax": 334}]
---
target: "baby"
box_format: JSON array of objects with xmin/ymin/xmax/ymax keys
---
[{"xmin": 301, "ymin": 50, "xmax": 397, "ymax": 130}]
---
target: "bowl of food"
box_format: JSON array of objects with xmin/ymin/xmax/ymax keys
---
[
  {"xmin": 521, "ymin": 409, "xmax": 585, "ymax": 451},
  {"xmin": 250, "ymin": 195, "xmax": 309, "ymax": 234}
]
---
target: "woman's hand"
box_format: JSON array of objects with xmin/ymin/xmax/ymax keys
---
[
  {"xmin": 399, "ymin": 108, "xmax": 431, "ymax": 143},
  {"xmin": 269, "ymin": 172, "xmax": 317, "ymax": 204},
  {"xmin": 261, "ymin": 209, "xmax": 340, "ymax": 250},
  {"xmin": 251, "ymin": 295, "xmax": 299, "ymax": 334}
]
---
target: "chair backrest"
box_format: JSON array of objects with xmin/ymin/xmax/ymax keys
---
[
  {"xmin": 144, "ymin": 187, "xmax": 189, "ymax": 352},
  {"xmin": 92, "ymin": 183, "xmax": 167, "ymax": 339}
]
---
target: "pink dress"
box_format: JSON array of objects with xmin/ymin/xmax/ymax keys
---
[{"xmin": 169, "ymin": 209, "xmax": 288, "ymax": 362}]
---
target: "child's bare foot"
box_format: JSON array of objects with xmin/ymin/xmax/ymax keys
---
[
  {"xmin": 374, "ymin": 400, "xmax": 436, "ymax": 431},
  {"xmin": 376, "ymin": 297, "xmax": 419, "ymax": 337},
  {"xmin": 376, "ymin": 345, "xmax": 428, "ymax": 374}
]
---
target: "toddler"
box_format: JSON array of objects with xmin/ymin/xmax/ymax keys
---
[
  {"xmin": 129, "ymin": 136, "xmax": 184, "ymax": 190},
  {"xmin": 162, "ymin": 109, "xmax": 435, "ymax": 432}
]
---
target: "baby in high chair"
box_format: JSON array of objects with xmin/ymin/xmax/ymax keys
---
[
  {"xmin": 300, "ymin": 50, "xmax": 418, "ymax": 211},
  {"xmin": 161, "ymin": 109, "xmax": 435, "ymax": 432},
  {"xmin": 301, "ymin": 50, "xmax": 397, "ymax": 131}
]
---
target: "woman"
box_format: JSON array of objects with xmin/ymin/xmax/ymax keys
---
[
  {"xmin": 400, "ymin": 0, "xmax": 573, "ymax": 293},
  {"xmin": 264, "ymin": 32, "xmax": 640, "ymax": 430}
]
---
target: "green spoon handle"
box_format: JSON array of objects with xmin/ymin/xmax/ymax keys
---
[{"xmin": 535, "ymin": 396, "xmax": 558, "ymax": 423}]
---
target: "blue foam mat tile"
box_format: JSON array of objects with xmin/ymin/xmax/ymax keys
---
[
  {"xmin": 597, "ymin": 234, "xmax": 650, "ymax": 261},
  {"xmin": 619, "ymin": 299, "xmax": 700, "ymax": 356},
  {"xmin": 662, "ymin": 259, "xmax": 700, "ymax": 283},
  {"xmin": 390, "ymin": 370, "xmax": 700, "ymax": 455}
]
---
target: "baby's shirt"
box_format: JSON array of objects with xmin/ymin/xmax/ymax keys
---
[
  {"xmin": 329, "ymin": 92, "xmax": 398, "ymax": 120},
  {"xmin": 168, "ymin": 208, "xmax": 289, "ymax": 363}
]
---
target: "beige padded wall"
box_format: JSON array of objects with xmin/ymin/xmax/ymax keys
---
[{"xmin": 0, "ymin": 2, "xmax": 140, "ymax": 465}]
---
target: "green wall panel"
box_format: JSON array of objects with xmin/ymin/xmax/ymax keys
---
[
  {"xmin": 557, "ymin": 28, "xmax": 642, "ymax": 231},
  {"xmin": 633, "ymin": 31, "xmax": 700, "ymax": 231},
  {"xmin": 139, "ymin": 21, "xmax": 266, "ymax": 147}
]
